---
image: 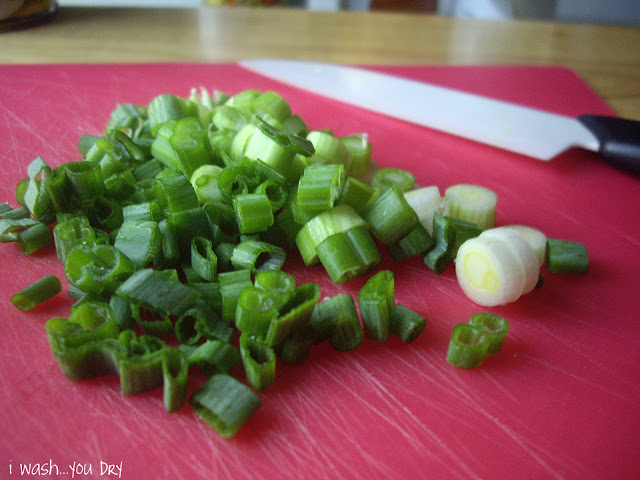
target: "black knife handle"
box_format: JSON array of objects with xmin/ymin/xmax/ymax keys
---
[{"xmin": 578, "ymin": 115, "xmax": 640, "ymax": 177}]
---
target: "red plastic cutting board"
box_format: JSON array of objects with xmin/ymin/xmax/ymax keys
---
[{"xmin": 1, "ymin": 63, "xmax": 639, "ymax": 480}]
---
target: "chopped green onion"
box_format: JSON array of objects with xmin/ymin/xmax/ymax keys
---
[
  {"xmin": 253, "ymin": 270, "xmax": 295, "ymax": 310},
  {"xmin": 469, "ymin": 313, "xmax": 509, "ymax": 355},
  {"xmin": 303, "ymin": 130, "xmax": 352, "ymax": 171},
  {"xmin": 218, "ymin": 164, "xmax": 261, "ymax": 199},
  {"xmin": 0, "ymin": 217, "xmax": 41, "ymax": 243},
  {"xmin": 266, "ymin": 282, "xmax": 319, "ymax": 349},
  {"xmin": 295, "ymin": 204, "xmax": 366, "ymax": 266},
  {"xmin": 371, "ymin": 168, "xmax": 415, "ymax": 193},
  {"xmin": 315, "ymin": 226, "xmax": 381, "ymax": 284},
  {"xmin": 219, "ymin": 269, "xmax": 253, "ymax": 322},
  {"xmin": 23, "ymin": 157, "xmax": 53, "ymax": 221},
  {"xmin": 386, "ymin": 223, "xmax": 434, "ymax": 262},
  {"xmin": 65, "ymin": 244, "xmax": 135, "ymax": 295},
  {"xmin": 338, "ymin": 176, "xmax": 380, "ymax": 216},
  {"xmin": 309, "ymin": 294, "xmax": 362, "ymax": 351},
  {"xmin": 296, "ymin": 163, "xmax": 345, "ymax": 215},
  {"xmin": 116, "ymin": 268, "xmax": 200, "ymax": 317},
  {"xmin": 162, "ymin": 347, "xmax": 189, "ymax": 412},
  {"xmin": 114, "ymin": 219, "xmax": 161, "ymax": 269},
  {"xmin": 190, "ymin": 374, "xmax": 261, "ymax": 438},
  {"xmin": 279, "ymin": 324, "xmax": 314, "ymax": 365},
  {"xmin": 181, "ymin": 339, "xmax": 241, "ymax": 376},
  {"xmin": 340, "ymin": 134, "xmax": 371, "ymax": 175},
  {"xmin": 254, "ymin": 179, "xmax": 288, "ymax": 212},
  {"xmin": 240, "ymin": 334, "xmax": 276, "ymax": 392},
  {"xmin": 53, "ymin": 216, "xmax": 95, "ymax": 263},
  {"xmin": 16, "ymin": 221, "xmax": 51, "ymax": 255},
  {"xmin": 191, "ymin": 236, "xmax": 217, "ymax": 282},
  {"xmin": 65, "ymin": 161, "xmax": 106, "ymax": 207},
  {"xmin": 422, "ymin": 213, "xmax": 456, "ymax": 274},
  {"xmin": 447, "ymin": 216, "xmax": 483, "ymax": 256},
  {"xmin": 358, "ymin": 270, "xmax": 395, "ymax": 342},
  {"xmin": 11, "ymin": 274, "xmax": 62, "ymax": 311},
  {"xmin": 546, "ymin": 238, "xmax": 589, "ymax": 274},
  {"xmin": 235, "ymin": 286, "xmax": 277, "ymax": 337},
  {"xmin": 389, "ymin": 304, "xmax": 426, "ymax": 343},
  {"xmin": 231, "ymin": 239, "xmax": 286, "ymax": 273},
  {"xmin": 232, "ymin": 193, "xmax": 274, "ymax": 234},
  {"xmin": 446, "ymin": 323, "xmax": 489, "ymax": 369},
  {"xmin": 445, "ymin": 184, "xmax": 497, "ymax": 230},
  {"xmin": 364, "ymin": 186, "xmax": 419, "ymax": 245}
]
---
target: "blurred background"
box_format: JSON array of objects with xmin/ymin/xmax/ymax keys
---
[{"xmin": 56, "ymin": 0, "xmax": 640, "ymax": 27}]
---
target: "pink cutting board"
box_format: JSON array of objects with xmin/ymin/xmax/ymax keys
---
[{"xmin": 1, "ymin": 63, "xmax": 639, "ymax": 480}]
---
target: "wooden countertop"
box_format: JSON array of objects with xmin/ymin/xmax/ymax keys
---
[{"xmin": 1, "ymin": 6, "xmax": 639, "ymax": 119}]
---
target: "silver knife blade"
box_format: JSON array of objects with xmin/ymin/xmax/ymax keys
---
[{"xmin": 238, "ymin": 59, "xmax": 600, "ymax": 162}]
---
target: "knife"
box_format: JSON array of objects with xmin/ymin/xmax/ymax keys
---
[{"xmin": 238, "ymin": 59, "xmax": 640, "ymax": 177}]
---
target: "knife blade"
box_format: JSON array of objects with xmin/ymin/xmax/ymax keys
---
[{"xmin": 238, "ymin": 59, "xmax": 640, "ymax": 176}]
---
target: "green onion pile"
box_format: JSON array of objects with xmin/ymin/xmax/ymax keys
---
[{"xmin": 1, "ymin": 86, "xmax": 589, "ymax": 437}]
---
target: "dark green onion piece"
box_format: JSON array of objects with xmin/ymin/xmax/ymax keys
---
[
  {"xmin": 315, "ymin": 226, "xmax": 381, "ymax": 284},
  {"xmin": 545, "ymin": 238, "xmax": 589, "ymax": 274},
  {"xmin": 256, "ymin": 117, "xmax": 315, "ymax": 157},
  {"xmin": 218, "ymin": 164, "xmax": 261, "ymax": 199},
  {"xmin": 254, "ymin": 179, "xmax": 288, "ymax": 212},
  {"xmin": 219, "ymin": 269, "xmax": 253, "ymax": 322},
  {"xmin": 279, "ymin": 324, "xmax": 314, "ymax": 365},
  {"xmin": 181, "ymin": 339, "xmax": 241, "ymax": 376},
  {"xmin": 204, "ymin": 201, "xmax": 238, "ymax": 244},
  {"xmin": 295, "ymin": 204, "xmax": 366, "ymax": 266},
  {"xmin": 235, "ymin": 286, "xmax": 277, "ymax": 337},
  {"xmin": 110, "ymin": 293, "xmax": 134, "ymax": 330},
  {"xmin": 364, "ymin": 185, "xmax": 419, "ymax": 245},
  {"xmin": 119, "ymin": 346, "xmax": 166, "ymax": 396},
  {"xmin": 0, "ymin": 217, "xmax": 41, "ymax": 243},
  {"xmin": 190, "ymin": 374, "xmax": 261, "ymax": 438},
  {"xmin": 389, "ymin": 304, "xmax": 426, "ymax": 343},
  {"xmin": 114, "ymin": 219, "xmax": 162, "ymax": 269},
  {"xmin": 446, "ymin": 323, "xmax": 489, "ymax": 369},
  {"xmin": 45, "ymin": 311, "xmax": 123, "ymax": 380},
  {"xmin": 23, "ymin": 157, "xmax": 53, "ymax": 221},
  {"xmin": 156, "ymin": 173, "xmax": 200, "ymax": 214},
  {"xmin": 16, "ymin": 221, "xmax": 51, "ymax": 255},
  {"xmin": 253, "ymin": 270, "xmax": 295, "ymax": 311},
  {"xmin": 53, "ymin": 216, "xmax": 96, "ymax": 263},
  {"xmin": 386, "ymin": 223, "xmax": 434, "ymax": 262},
  {"xmin": 65, "ymin": 244, "xmax": 135, "ymax": 295},
  {"xmin": 266, "ymin": 282, "xmax": 320, "ymax": 349},
  {"xmin": 65, "ymin": 161, "xmax": 106, "ymax": 207},
  {"xmin": 162, "ymin": 347, "xmax": 189, "ymax": 412},
  {"xmin": 46, "ymin": 321, "xmax": 124, "ymax": 381},
  {"xmin": 358, "ymin": 270, "xmax": 395, "ymax": 342},
  {"xmin": 231, "ymin": 239, "xmax": 286, "ymax": 273},
  {"xmin": 175, "ymin": 306, "xmax": 208, "ymax": 345},
  {"xmin": 240, "ymin": 334, "xmax": 276, "ymax": 392},
  {"xmin": 422, "ymin": 213, "xmax": 456, "ymax": 274},
  {"xmin": 446, "ymin": 216, "xmax": 483, "ymax": 256},
  {"xmin": 11, "ymin": 274, "xmax": 62, "ymax": 311},
  {"xmin": 116, "ymin": 268, "xmax": 200, "ymax": 317},
  {"xmin": 309, "ymin": 293, "xmax": 362, "ymax": 351},
  {"xmin": 191, "ymin": 236, "xmax": 217, "ymax": 281},
  {"xmin": 0, "ymin": 205, "xmax": 29, "ymax": 220},
  {"xmin": 469, "ymin": 312, "xmax": 509, "ymax": 355}
]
